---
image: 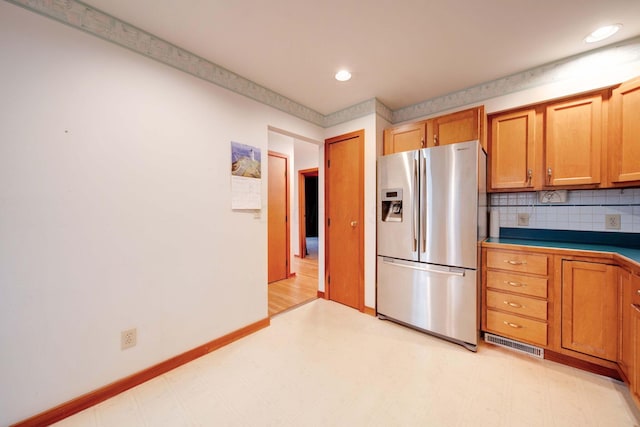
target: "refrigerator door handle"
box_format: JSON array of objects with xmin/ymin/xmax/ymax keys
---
[
  {"xmin": 421, "ymin": 153, "xmax": 427, "ymax": 253},
  {"xmin": 412, "ymin": 156, "xmax": 418, "ymax": 252},
  {"xmin": 381, "ymin": 258, "xmax": 466, "ymax": 277}
]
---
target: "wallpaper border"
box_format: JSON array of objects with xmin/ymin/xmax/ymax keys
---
[{"xmin": 5, "ymin": 0, "xmax": 640, "ymax": 128}]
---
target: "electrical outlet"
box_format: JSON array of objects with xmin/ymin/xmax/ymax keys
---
[
  {"xmin": 517, "ymin": 213, "xmax": 530, "ymax": 226},
  {"xmin": 121, "ymin": 328, "xmax": 137, "ymax": 350},
  {"xmin": 605, "ymin": 214, "xmax": 621, "ymax": 230}
]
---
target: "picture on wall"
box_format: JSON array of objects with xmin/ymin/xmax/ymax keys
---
[{"xmin": 231, "ymin": 141, "xmax": 262, "ymax": 209}]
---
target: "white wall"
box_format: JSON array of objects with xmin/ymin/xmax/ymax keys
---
[{"xmin": 0, "ymin": 3, "xmax": 323, "ymax": 425}]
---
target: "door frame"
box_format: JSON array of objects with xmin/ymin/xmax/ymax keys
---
[
  {"xmin": 268, "ymin": 150, "xmax": 290, "ymax": 281},
  {"xmin": 298, "ymin": 167, "xmax": 318, "ymax": 259},
  {"xmin": 324, "ymin": 130, "xmax": 365, "ymax": 311}
]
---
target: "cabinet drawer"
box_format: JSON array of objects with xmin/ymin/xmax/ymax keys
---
[
  {"xmin": 486, "ymin": 250, "xmax": 548, "ymax": 275},
  {"xmin": 486, "ymin": 310, "xmax": 547, "ymax": 346},
  {"xmin": 486, "ymin": 270, "xmax": 548, "ymax": 298},
  {"xmin": 487, "ymin": 290, "xmax": 547, "ymax": 321}
]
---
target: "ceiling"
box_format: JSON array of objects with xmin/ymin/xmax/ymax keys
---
[{"xmin": 82, "ymin": 0, "xmax": 640, "ymax": 116}]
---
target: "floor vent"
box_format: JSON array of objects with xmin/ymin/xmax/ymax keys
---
[{"xmin": 484, "ymin": 333, "xmax": 544, "ymax": 359}]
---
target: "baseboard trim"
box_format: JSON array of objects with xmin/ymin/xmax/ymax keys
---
[
  {"xmin": 364, "ymin": 306, "xmax": 376, "ymax": 317},
  {"xmin": 544, "ymin": 349, "xmax": 621, "ymax": 381},
  {"xmin": 317, "ymin": 291, "xmax": 325, "ymax": 298},
  {"xmin": 12, "ymin": 317, "xmax": 270, "ymax": 427}
]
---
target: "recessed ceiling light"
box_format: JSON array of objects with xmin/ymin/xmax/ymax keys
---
[
  {"xmin": 335, "ymin": 70, "xmax": 352, "ymax": 82},
  {"xmin": 585, "ymin": 24, "xmax": 622, "ymax": 43}
]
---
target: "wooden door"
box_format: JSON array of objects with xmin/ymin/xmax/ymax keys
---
[
  {"xmin": 609, "ymin": 77, "xmax": 640, "ymax": 184},
  {"xmin": 545, "ymin": 94, "xmax": 602, "ymax": 187},
  {"xmin": 268, "ymin": 152, "xmax": 288, "ymax": 283},
  {"xmin": 325, "ymin": 130, "xmax": 364, "ymax": 311},
  {"xmin": 489, "ymin": 108, "xmax": 537, "ymax": 190},
  {"xmin": 561, "ymin": 260, "xmax": 617, "ymax": 361},
  {"xmin": 383, "ymin": 122, "xmax": 425, "ymax": 154},
  {"xmin": 427, "ymin": 106, "xmax": 482, "ymax": 147}
]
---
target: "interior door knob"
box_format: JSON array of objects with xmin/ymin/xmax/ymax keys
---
[{"xmin": 350, "ymin": 221, "xmax": 358, "ymax": 227}]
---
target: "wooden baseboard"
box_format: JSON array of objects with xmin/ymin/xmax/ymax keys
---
[
  {"xmin": 544, "ymin": 349, "xmax": 621, "ymax": 381},
  {"xmin": 364, "ymin": 306, "xmax": 376, "ymax": 317},
  {"xmin": 317, "ymin": 291, "xmax": 325, "ymax": 298},
  {"xmin": 12, "ymin": 317, "xmax": 270, "ymax": 427}
]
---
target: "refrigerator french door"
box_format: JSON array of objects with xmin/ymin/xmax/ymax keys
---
[{"xmin": 376, "ymin": 140, "xmax": 486, "ymax": 351}]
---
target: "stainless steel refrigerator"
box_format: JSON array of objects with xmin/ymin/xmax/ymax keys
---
[{"xmin": 377, "ymin": 140, "xmax": 487, "ymax": 351}]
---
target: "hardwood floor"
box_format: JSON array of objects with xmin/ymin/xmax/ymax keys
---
[{"xmin": 268, "ymin": 239, "xmax": 318, "ymax": 316}]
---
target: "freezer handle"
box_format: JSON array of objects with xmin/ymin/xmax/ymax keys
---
[
  {"xmin": 412, "ymin": 156, "xmax": 418, "ymax": 252},
  {"xmin": 381, "ymin": 258, "xmax": 465, "ymax": 277}
]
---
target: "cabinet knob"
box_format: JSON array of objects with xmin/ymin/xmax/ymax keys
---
[
  {"xmin": 527, "ymin": 169, "xmax": 533, "ymax": 186},
  {"xmin": 434, "ymin": 134, "xmax": 438, "ymax": 146}
]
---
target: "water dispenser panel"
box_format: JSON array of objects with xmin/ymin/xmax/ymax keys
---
[{"xmin": 381, "ymin": 188, "xmax": 403, "ymax": 222}]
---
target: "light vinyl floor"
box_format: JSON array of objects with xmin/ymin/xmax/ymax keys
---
[{"xmin": 54, "ymin": 299, "xmax": 640, "ymax": 426}]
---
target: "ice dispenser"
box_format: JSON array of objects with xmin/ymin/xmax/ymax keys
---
[{"xmin": 381, "ymin": 188, "xmax": 403, "ymax": 222}]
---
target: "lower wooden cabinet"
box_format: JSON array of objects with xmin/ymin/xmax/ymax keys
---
[
  {"xmin": 619, "ymin": 268, "xmax": 634, "ymax": 379},
  {"xmin": 483, "ymin": 244, "xmax": 640, "ymax": 411},
  {"xmin": 561, "ymin": 260, "xmax": 618, "ymax": 361},
  {"xmin": 633, "ymin": 303, "xmax": 640, "ymax": 406},
  {"xmin": 482, "ymin": 248, "xmax": 550, "ymax": 347}
]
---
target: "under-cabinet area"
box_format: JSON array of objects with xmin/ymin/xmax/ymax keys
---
[{"xmin": 481, "ymin": 242, "xmax": 640, "ymax": 410}]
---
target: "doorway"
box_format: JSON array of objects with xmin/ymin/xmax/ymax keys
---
[
  {"xmin": 267, "ymin": 131, "xmax": 320, "ymax": 316},
  {"xmin": 298, "ymin": 168, "xmax": 318, "ymax": 259},
  {"xmin": 325, "ymin": 130, "xmax": 365, "ymax": 311}
]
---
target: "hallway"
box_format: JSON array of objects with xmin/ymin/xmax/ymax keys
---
[{"xmin": 268, "ymin": 237, "xmax": 318, "ymax": 316}]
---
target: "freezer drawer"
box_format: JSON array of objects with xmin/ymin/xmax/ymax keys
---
[{"xmin": 377, "ymin": 256, "xmax": 478, "ymax": 349}]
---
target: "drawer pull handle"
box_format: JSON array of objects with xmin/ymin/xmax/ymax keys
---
[
  {"xmin": 504, "ymin": 301, "xmax": 523, "ymax": 308},
  {"xmin": 503, "ymin": 321, "xmax": 523, "ymax": 329},
  {"xmin": 505, "ymin": 260, "xmax": 527, "ymax": 265},
  {"xmin": 505, "ymin": 281, "xmax": 526, "ymax": 287}
]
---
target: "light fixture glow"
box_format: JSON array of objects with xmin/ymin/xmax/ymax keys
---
[
  {"xmin": 585, "ymin": 24, "xmax": 622, "ymax": 43},
  {"xmin": 335, "ymin": 70, "xmax": 352, "ymax": 82}
]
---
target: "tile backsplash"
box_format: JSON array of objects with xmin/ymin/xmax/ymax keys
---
[{"xmin": 490, "ymin": 188, "xmax": 640, "ymax": 233}]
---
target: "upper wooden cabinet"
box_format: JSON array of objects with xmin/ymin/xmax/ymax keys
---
[
  {"xmin": 426, "ymin": 106, "xmax": 484, "ymax": 148},
  {"xmin": 546, "ymin": 93, "xmax": 603, "ymax": 187},
  {"xmin": 383, "ymin": 106, "xmax": 484, "ymax": 155},
  {"xmin": 609, "ymin": 76, "xmax": 640, "ymax": 184},
  {"xmin": 488, "ymin": 108, "xmax": 538, "ymax": 190},
  {"xmin": 383, "ymin": 122, "xmax": 425, "ymax": 155}
]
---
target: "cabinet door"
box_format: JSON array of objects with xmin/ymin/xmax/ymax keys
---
[
  {"xmin": 633, "ymin": 301, "xmax": 640, "ymax": 406},
  {"xmin": 383, "ymin": 122, "xmax": 425, "ymax": 155},
  {"xmin": 427, "ymin": 107, "xmax": 481, "ymax": 147},
  {"xmin": 546, "ymin": 94, "xmax": 602, "ymax": 187},
  {"xmin": 619, "ymin": 268, "xmax": 633, "ymax": 379},
  {"xmin": 489, "ymin": 109, "xmax": 536, "ymax": 190},
  {"xmin": 609, "ymin": 77, "xmax": 640, "ymax": 183},
  {"xmin": 562, "ymin": 260, "xmax": 617, "ymax": 361}
]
